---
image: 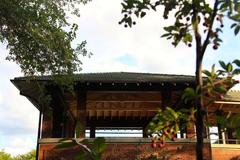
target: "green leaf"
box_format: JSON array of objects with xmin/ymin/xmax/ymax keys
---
[
  {"xmin": 182, "ymin": 87, "xmax": 197, "ymax": 103},
  {"xmin": 230, "ymin": 14, "xmax": 240, "ymax": 21},
  {"xmin": 219, "ymin": 2, "xmax": 228, "ymax": 11},
  {"xmin": 214, "ymin": 85, "xmax": 227, "ymax": 94},
  {"xmin": 236, "ymin": 128, "xmax": 240, "ymax": 139},
  {"xmin": 163, "ymin": 26, "xmax": 175, "ymax": 32},
  {"xmin": 75, "ymin": 150, "xmax": 86, "ymax": 160},
  {"xmin": 183, "ymin": 33, "xmax": 192, "ymax": 44},
  {"xmin": 233, "ymin": 59, "xmax": 240, "ymax": 67},
  {"xmin": 203, "ymin": 70, "xmax": 212, "ymax": 77},
  {"xmin": 166, "ymin": 107, "xmax": 178, "ymax": 119},
  {"xmin": 233, "ymin": 69, "xmax": 240, "ymax": 75},
  {"xmin": 161, "ymin": 33, "xmax": 171, "ymax": 38},
  {"xmin": 216, "ymin": 115, "xmax": 227, "ymax": 127},
  {"xmin": 92, "ymin": 137, "xmax": 106, "ymax": 154},
  {"xmin": 227, "ymin": 63, "xmax": 233, "ymax": 72},
  {"xmin": 234, "ymin": 25, "xmax": 240, "ymax": 35},
  {"xmin": 127, "ymin": 17, "xmax": 132, "ymax": 27},
  {"xmin": 231, "ymin": 23, "xmax": 237, "ymax": 28},
  {"xmin": 54, "ymin": 141, "xmax": 76, "ymax": 149},
  {"xmin": 140, "ymin": 11, "xmax": 146, "ymax": 18},
  {"xmin": 219, "ymin": 60, "xmax": 228, "ymax": 71}
]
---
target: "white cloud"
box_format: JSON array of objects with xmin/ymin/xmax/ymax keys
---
[
  {"xmin": 3, "ymin": 136, "xmax": 36, "ymax": 156},
  {"xmin": 75, "ymin": 0, "xmax": 197, "ymax": 74},
  {"xmin": 0, "ymin": 92, "xmax": 2, "ymax": 105},
  {"xmin": 0, "ymin": 46, "xmax": 38, "ymax": 155}
]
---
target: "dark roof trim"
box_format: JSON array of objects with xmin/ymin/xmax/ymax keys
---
[{"xmin": 11, "ymin": 72, "xmax": 196, "ymax": 83}]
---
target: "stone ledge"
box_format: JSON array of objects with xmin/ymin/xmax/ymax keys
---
[
  {"xmin": 211, "ymin": 144, "xmax": 240, "ymax": 149},
  {"xmin": 39, "ymin": 138, "xmax": 211, "ymax": 144}
]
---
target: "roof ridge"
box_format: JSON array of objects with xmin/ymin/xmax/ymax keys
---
[{"xmin": 79, "ymin": 71, "xmax": 195, "ymax": 76}]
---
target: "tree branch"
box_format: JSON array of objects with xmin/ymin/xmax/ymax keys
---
[{"xmin": 201, "ymin": 0, "xmax": 219, "ymax": 60}]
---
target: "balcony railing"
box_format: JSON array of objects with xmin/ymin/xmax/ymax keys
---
[{"xmin": 211, "ymin": 138, "xmax": 240, "ymax": 144}]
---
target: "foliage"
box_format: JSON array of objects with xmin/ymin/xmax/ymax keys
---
[
  {"xmin": 14, "ymin": 150, "xmax": 35, "ymax": 160},
  {"xmin": 146, "ymin": 60, "xmax": 240, "ymax": 144},
  {"xmin": 120, "ymin": 0, "xmax": 239, "ymax": 48},
  {"xmin": 56, "ymin": 137, "xmax": 106, "ymax": 160},
  {"xmin": 0, "ymin": 0, "xmax": 92, "ymax": 76},
  {"xmin": 0, "ymin": 150, "xmax": 12, "ymax": 160},
  {"xmin": 147, "ymin": 107, "xmax": 195, "ymax": 140},
  {"xmin": 0, "ymin": 150, "xmax": 35, "ymax": 160}
]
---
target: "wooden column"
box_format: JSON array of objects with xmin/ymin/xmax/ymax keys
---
[
  {"xmin": 64, "ymin": 115, "xmax": 75, "ymax": 138},
  {"xmin": 216, "ymin": 109, "xmax": 224, "ymax": 143},
  {"xmin": 90, "ymin": 126, "xmax": 96, "ymax": 138},
  {"xmin": 226, "ymin": 128, "xmax": 234, "ymax": 144},
  {"xmin": 77, "ymin": 89, "xmax": 87, "ymax": 138},
  {"xmin": 52, "ymin": 104, "xmax": 64, "ymax": 138},
  {"xmin": 217, "ymin": 124, "xmax": 223, "ymax": 144},
  {"xmin": 41, "ymin": 107, "xmax": 53, "ymax": 138},
  {"xmin": 143, "ymin": 126, "xmax": 148, "ymax": 138}
]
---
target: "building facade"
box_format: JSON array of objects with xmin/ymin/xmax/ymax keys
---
[{"xmin": 11, "ymin": 72, "xmax": 240, "ymax": 160}]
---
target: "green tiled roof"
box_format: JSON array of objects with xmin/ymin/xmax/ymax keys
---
[{"xmin": 13, "ymin": 72, "xmax": 195, "ymax": 83}]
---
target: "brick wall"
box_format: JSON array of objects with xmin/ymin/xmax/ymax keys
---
[
  {"xmin": 212, "ymin": 144, "xmax": 240, "ymax": 160},
  {"xmin": 38, "ymin": 139, "xmax": 212, "ymax": 160}
]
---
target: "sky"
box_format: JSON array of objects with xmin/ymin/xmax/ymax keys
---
[{"xmin": 0, "ymin": 0, "xmax": 240, "ymax": 156}]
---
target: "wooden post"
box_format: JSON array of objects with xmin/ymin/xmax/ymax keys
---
[
  {"xmin": 217, "ymin": 124, "xmax": 223, "ymax": 144},
  {"xmin": 65, "ymin": 115, "xmax": 75, "ymax": 138},
  {"xmin": 36, "ymin": 106, "xmax": 42, "ymax": 160},
  {"xmin": 52, "ymin": 104, "xmax": 64, "ymax": 138},
  {"xmin": 226, "ymin": 128, "xmax": 234, "ymax": 144},
  {"xmin": 143, "ymin": 126, "xmax": 148, "ymax": 138},
  {"xmin": 77, "ymin": 89, "xmax": 87, "ymax": 138},
  {"xmin": 41, "ymin": 107, "xmax": 53, "ymax": 138},
  {"xmin": 90, "ymin": 126, "xmax": 96, "ymax": 138},
  {"xmin": 222, "ymin": 130, "xmax": 226, "ymax": 144}
]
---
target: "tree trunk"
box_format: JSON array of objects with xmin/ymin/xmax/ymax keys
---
[
  {"xmin": 193, "ymin": 0, "xmax": 219, "ymax": 159},
  {"xmin": 195, "ymin": 54, "xmax": 204, "ymax": 160},
  {"xmin": 192, "ymin": 0, "xmax": 205, "ymax": 156}
]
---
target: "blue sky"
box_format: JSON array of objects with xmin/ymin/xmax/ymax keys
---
[{"xmin": 0, "ymin": 0, "xmax": 239, "ymax": 156}]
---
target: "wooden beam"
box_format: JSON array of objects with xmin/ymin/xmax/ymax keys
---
[
  {"xmin": 87, "ymin": 91, "xmax": 162, "ymax": 102},
  {"xmin": 87, "ymin": 102, "xmax": 161, "ymax": 111}
]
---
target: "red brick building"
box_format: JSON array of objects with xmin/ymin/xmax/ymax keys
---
[{"xmin": 11, "ymin": 72, "xmax": 240, "ymax": 160}]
